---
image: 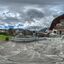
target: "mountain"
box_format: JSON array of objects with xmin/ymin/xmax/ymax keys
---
[
  {"xmin": 0, "ymin": 18, "xmax": 24, "ymax": 29},
  {"xmin": 0, "ymin": 25, "xmax": 5, "ymax": 29},
  {"xmin": 14, "ymin": 22, "xmax": 24, "ymax": 29},
  {"xmin": 39, "ymin": 28, "xmax": 48, "ymax": 32},
  {"xmin": 0, "ymin": 22, "xmax": 24, "ymax": 29},
  {"xmin": 25, "ymin": 26, "xmax": 43, "ymax": 31}
]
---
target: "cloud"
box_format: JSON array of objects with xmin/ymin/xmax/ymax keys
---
[
  {"xmin": 0, "ymin": 5, "xmax": 64, "ymax": 29},
  {"xmin": 20, "ymin": 5, "xmax": 64, "ymax": 29},
  {"xmin": 0, "ymin": 0, "xmax": 64, "ymax": 5},
  {"xmin": 0, "ymin": 7, "xmax": 21, "ymax": 20}
]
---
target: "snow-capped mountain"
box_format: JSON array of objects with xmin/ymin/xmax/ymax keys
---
[
  {"xmin": 14, "ymin": 22, "xmax": 24, "ymax": 29},
  {"xmin": 0, "ymin": 23, "xmax": 24, "ymax": 29},
  {"xmin": 0, "ymin": 25, "xmax": 5, "ymax": 29}
]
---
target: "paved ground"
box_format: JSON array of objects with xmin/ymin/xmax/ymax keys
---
[{"xmin": 0, "ymin": 38, "xmax": 64, "ymax": 64}]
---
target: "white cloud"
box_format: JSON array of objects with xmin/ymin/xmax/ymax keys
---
[
  {"xmin": 0, "ymin": 5, "xmax": 64, "ymax": 29},
  {"xmin": 0, "ymin": 7, "xmax": 21, "ymax": 20}
]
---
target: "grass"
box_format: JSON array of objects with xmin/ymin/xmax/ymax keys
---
[{"xmin": 0, "ymin": 35, "xmax": 11, "ymax": 41}]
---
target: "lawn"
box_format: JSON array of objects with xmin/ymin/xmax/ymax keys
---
[{"xmin": 0, "ymin": 35, "xmax": 11, "ymax": 41}]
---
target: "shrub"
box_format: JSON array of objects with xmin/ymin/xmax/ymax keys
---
[{"xmin": 5, "ymin": 37, "xmax": 9, "ymax": 41}]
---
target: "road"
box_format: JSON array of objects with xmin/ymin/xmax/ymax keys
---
[{"xmin": 0, "ymin": 39, "xmax": 64, "ymax": 64}]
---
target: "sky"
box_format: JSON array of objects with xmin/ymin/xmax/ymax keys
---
[
  {"xmin": 0, "ymin": 0, "xmax": 64, "ymax": 5},
  {"xmin": 0, "ymin": 0, "xmax": 64, "ymax": 29}
]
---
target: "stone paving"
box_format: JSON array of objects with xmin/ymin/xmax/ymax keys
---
[{"xmin": 0, "ymin": 38, "xmax": 64, "ymax": 64}]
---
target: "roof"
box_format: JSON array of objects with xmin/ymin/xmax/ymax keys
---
[{"xmin": 49, "ymin": 14, "xmax": 64, "ymax": 30}]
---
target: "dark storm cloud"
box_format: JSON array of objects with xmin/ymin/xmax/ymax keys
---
[
  {"xmin": 27, "ymin": 9, "xmax": 44, "ymax": 18},
  {"xmin": 0, "ymin": 0, "xmax": 64, "ymax": 5}
]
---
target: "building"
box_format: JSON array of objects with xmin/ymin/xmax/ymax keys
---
[{"xmin": 49, "ymin": 14, "xmax": 64, "ymax": 35}]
